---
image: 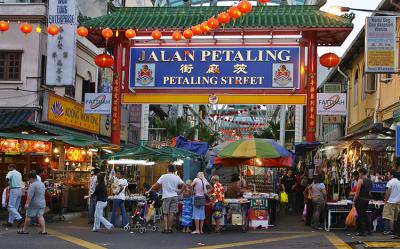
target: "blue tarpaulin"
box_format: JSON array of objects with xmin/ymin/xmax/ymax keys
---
[{"xmin": 175, "ymin": 136, "xmax": 209, "ymax": 156}]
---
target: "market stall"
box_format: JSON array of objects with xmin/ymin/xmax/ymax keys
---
[{"xmin": 214, "ymin": 138, "xmax": 291, "ymax": 229}]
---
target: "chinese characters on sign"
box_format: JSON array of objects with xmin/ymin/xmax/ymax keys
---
[
  {"xmin": 365, "ymin": 16, "xmax": 398, "ymax": 73},
  {"xmin": 130, "ymin": 47, "xmax": 301, "ymax": 89},
  {"xmin": 111, "ymin": 77, "xmax": 120, "ymax": 131},
  {"xmin": 46, "ymin": 0, "xmax": 77, "ymax": 86}
]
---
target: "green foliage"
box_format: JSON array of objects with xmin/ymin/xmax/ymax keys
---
[{"xmin": 254, "ymin": 121, "xmax": 279, "ymax": 140}]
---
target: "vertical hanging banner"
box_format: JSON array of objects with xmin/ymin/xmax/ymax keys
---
[
  {"xmin": 365, "ymin": 16, "xmax": 398, "ymax": 73},
  {"xmin": 46, "ymin": 0, "xmax": 77, "ymax": 86},
  {"xmin": 111, "ymin": 76, "xmax": 121, "ymax": 131}
]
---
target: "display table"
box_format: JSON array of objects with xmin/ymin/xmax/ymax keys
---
[{"xmin": 324, "ymin": 200, "xmax": 384, "ymax": 231}]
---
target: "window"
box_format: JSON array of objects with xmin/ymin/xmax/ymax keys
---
[
  {"xmin": 0, "ymin": 51, "xmax": 22, "ymax": 81},
  {"xmin": 365, "ymin": 74, "xmax": 376, "ymax": 93},
  {"xmin": 362, "ymin": 69, "xmax": 366, "ymax": 101},
  {"xmin": 65, "ymin": 85, "xmax": 75, "ymax": 98},
  {"xmin": 354, "ymin": 69, "xmax": 359, "ymax": 106}
]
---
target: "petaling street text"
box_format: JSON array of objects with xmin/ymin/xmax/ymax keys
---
[
  {"xmin": 163, "ymin": 76, "xmax": 265, "ymax": 85},
  {"xmin": 138, "ymin": 49, "xmax": 292, "ymax": 62}
]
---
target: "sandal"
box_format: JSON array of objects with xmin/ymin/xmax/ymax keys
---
[
  {"xmin": 17, "ymin": 231, "xmax": 29, "ymax": 234},
  {"xmin": 39, "ymin": 232, "xmax": 48, "ymax": 235},
  {"xmin": 162, "ymin": 229, "xmax": 169, "ymax": 233}
]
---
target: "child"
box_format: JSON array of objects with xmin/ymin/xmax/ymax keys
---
[{"xmin": 180, "ymin": 179, "xmax": 193, "ymax": 233}]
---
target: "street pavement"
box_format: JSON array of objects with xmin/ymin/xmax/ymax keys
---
[{"xmin": 0, "ymin": 214, "xmax": 399, "ymax": 249}]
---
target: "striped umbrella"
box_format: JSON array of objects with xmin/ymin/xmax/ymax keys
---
[{"xmin": 218, "ymin": 138, "xmax": 289, "ymax": 159}]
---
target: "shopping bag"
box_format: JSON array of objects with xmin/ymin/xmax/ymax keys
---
[
  {"xmin": 345, "ymin": 207, "xmax": 358, "ymax": 227},
  {"xmin": 302, "ymin": 204, "xmax": 307, "ymax": 217},
  {"xmin": 280, "ymin": 192, "xmax": 288, "ymax": 203},
  {"xmin": 2, "ymin": 187, "xmax": 9, "ymax": 208}
]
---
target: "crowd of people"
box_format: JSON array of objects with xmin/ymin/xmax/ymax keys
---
[
  {"xmin": 3, "ymin": 162, "xmax": 400, "ymax": 238},
  {"xmin": 278, "ymin": 167, "xmax": 400, "ymax": 236}
]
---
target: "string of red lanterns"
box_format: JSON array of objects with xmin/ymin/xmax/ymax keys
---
[{"xmin": 210, "ymin": 105, "xmax": 263, "ymax": 118}]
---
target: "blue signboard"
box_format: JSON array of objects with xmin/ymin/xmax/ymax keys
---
[
  {"xmin": 129, "ymin": 46, "xmax": 300, "ymax": 90},
  {"xmin": 396, "ymin": 125, "xmax": 400, "ymax": 157}
]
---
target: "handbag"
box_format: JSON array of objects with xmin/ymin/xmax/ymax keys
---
[{"xmin": 193, "ymin": 178, "xmax": 208, "ymax": 207}]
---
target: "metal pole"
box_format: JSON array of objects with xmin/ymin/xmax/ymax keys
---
[{"xmin": 279, "ymin": 105, "xmax": 286, "ymax": 146}]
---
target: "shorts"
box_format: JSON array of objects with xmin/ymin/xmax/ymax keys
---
[
  {"xmin": 162, "ymin": 196, "xmax": 178, "ymax": 214},
  {"xmin": 382, "ymin": 203, "xmax": 400, "ymax": 221},
  {"xmin": 26, "ymin": 208, "xmax": 45, "ymax": 218}
]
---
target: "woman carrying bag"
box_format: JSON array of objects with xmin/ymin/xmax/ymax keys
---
[{"xmin": 191, "ymin": 172, "xmax": 211, "ymax": 234}]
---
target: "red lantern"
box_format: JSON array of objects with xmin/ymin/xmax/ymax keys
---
[
  {"xmin": 228, "ymin": 6, "xmax": 242, "ymax": 19},
  {"xmin": 20, "ymin": 23, "xmax": 32, "ymax": 34},
  {"xmin": 200, "ymin": 22, "xmax": 211, "ymax": 33},
  {"xmin": 95, "ymin": 53, "xmax": 114, "ymax": 68},
  {"xmin": 0, "ymin": 21, "xmax": 9, "ymax": 32},
  {"xmin": 237, "ymin": 1, "xmax": 252, "ymax": 14},
  {"xmin": 172, "ymin": 31, "xmax": 182, "ymax": 41},
  {"xmin": 47, "ymin": 24, "xmax": 59, "ymax": 36},
  {"xmin": 217, "ymin": 12, "xmax": 230, "ymax": 24},
  {"xmin": 192, "ymin": 25, "xmax": 202, "ymax": 35},
  {"xmin": 77, "ymin": 26, "xmax": 89, "ymax": 37},
  {"xmin": 101, "ymin": 28, "xmax": 113, "ymax": 39},
  {"xmin": 319, "ymin": 52, "xmax": 340, "ymax": 68},
  {"xmin": 151, "ymin": 30, "xmax": 162, "ymax": 40},
  {"xmin": 125, "ymin": 29, "xmax": 136, "ymax": 39},
  {"xmin": 183, "ymin": 29, "xmax": 193, "ymax": 39},
  {"xmin": 207, "ymin": 17, "xmax": 219, "ymax": 30},
  {"xmin": 258, "ymin": 0, "xmax": 270, "ymax": 4}
]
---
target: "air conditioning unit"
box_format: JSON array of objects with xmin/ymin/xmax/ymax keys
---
[{"xmin": 365, "ymin": 74, "xmax": 376, "ymax": 94}]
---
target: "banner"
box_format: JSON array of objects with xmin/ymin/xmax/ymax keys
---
[
  {"xmin": 84, "ymin": 93, "xmax": 112, "ymax": 114},
  {"xmin": 42, "ymin": 92, "xmax": 100, "ymax": 133},
  {"xmin": 365, "ymin": 16, "xmax": 398, "ymax": 73},
  {"xmin": 46, "ymin": 0, "xmax": 77, "ymax": 85},
  {"xmin": 129, "ymin": 46, "xmax": 300, "ymax": 90},
  {"xmin": 317, "ymin": 93, "xmax": 347, "ymax": 116}
]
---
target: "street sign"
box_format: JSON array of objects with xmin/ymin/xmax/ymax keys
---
[
  {"xmin": 317, "ymin": 93, "xmax": 347, "ymax": 116},
  {"xmin": 323, "ymin": 83, "xmax": 341, "ymax": 93},
  {"xmin": 129, "ymin": 46, "xmax": 301, "ymax": 90}
]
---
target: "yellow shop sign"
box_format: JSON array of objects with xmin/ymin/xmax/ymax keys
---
[{"xmin": 44, "ymin": 92, "xmax": 100, "ymax": 134}]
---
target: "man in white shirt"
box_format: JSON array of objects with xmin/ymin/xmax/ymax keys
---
[
  {"xmin": 110, "ymin": 171, "xmax": 128, "ymax": 227},
  {"xmin": 3, "ymin": 164, "xmax": 24, "ymax": 227},
  {"xmin": 88, "ymin": 168, "xmax": 99, "ymax": 224},
  {"xmin": 148, "ymin": 164, "xmax": 184, "ymax": 233},
  {"xmin": 383, "ymin": 170, "xmax": 400, "ymax": 235}
]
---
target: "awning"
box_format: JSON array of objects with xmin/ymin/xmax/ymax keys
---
[
  {"xmin": 0, "ymin": 132, "xmax": 56, "ymax": 142},
  {"xmin": 0, "ymin": 109, "xmax": 35, "ymax": 130}
]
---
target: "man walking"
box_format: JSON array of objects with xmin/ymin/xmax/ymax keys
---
[
  {"xmin": 148, "ymin": 164, "xmax": 184, "ymax": 233},
  {"xmin": 281, "ymin": 169, "xmax": 296, "ymax": 212},
  {"xmin": 110, "ymin": 171, "xmax": 128, "ymax": 227},
  {"xmin": 383, "ymin": 170, "xmax": 400, "ymax": 235},
  {"xmin": 3, "ymin": 164, "xmax": 23, "ymax": 227},
  {"xmin": 88, "ymin": 168, "xmax": 100, "ymax": 224},
  {"xmin": 18, "ymin": 171, "xmax": 47, "ymax": 235}
]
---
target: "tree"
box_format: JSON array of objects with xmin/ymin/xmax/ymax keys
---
[{"xmin": 254, "ymin": 121, "xmax": 280, "ymax": 139}]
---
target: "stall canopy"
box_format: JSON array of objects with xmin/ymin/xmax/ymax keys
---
[
  {"xmin": 107, "ymin": 145, "xmax": 203, "ymax": 162},
  {"xmin": 173, "ymin": 136, "xmax": 209, "ymax": 156}
]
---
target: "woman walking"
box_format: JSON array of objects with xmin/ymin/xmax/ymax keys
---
[
  {"xmin": 181, "ymin": 179, "xmax": 193, "ymax": 233},
  {"xmin": 310, "ymin": 174, "xmax": 327, "ymax": 230},
  {"xmin": 353, "ymin": 168, "xmax": 372, "ymax": 236},
  {"xmin": 191, "ymin": 172, "xmax": 211, "ymax": 234},
  {"xmin": 92, "ymin": 175, "xmax": 114, "ymax": 232}
]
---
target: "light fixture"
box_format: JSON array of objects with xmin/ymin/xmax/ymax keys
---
[
  {"xmin": 21, "ymin": 131, "xmax": 29, "ymax": 135},
  {"xmin": 107, "ymin": 159, "xmax": 149, "ymax": 165},
  {"xmin": 35, "ymin": 25, "xmax": 42, "ymax": 33},
  {"xmin": 53, "ymin": 147, "xmax": 59, "ymax": 154},
  {"xmin": 81, "ymin": 150, "xmax": 86, "ymax": 155},
  {"xmin": 44, "ymin": 157, "xmax": 50, "ymax": 163},
  {"xmin": 172, "ymin": 159, "xmax": 184, "ymax": 166}
]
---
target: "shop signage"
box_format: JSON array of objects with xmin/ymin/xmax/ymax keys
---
[
  {"xmin": 43, "ymin": 92, "xmax": 100, "ymax": 133},
  {"xmin": 317, "ymin": 93, "xmax": 347, "ymax": 116},
  {"xmin": 323, "ymin": 83, "xmax": 341, "ymax": 93},
  {"xmin": 365, "ymin": 16, "xmax": 398, "ymax": 73},
  {"xmin": 129, "ymin": 47, "xmax": 301, "ymax": 90},
  {"xmin": 46, "ymin": 0, "xmax": 77, "ymax": 86},
  {"xmin": 84, "ymin": 93, "xmax": 112, "ymax": 114},
  {"xmin": 0, "ymin": 139, "xmax": 52, "ymax": 154},
  {"xmin": 396, "ymin": 125, "xmax": 400, "ymax": 157},
  {"xmin": 322, "ymin": 116, "xmax": 342, "ymax": 124},
  {"xmin": 100, "ymin": 114, "xmax": 128, "ymax": 141}
]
